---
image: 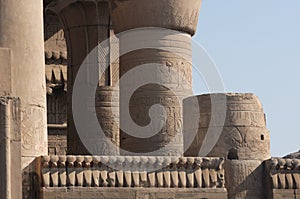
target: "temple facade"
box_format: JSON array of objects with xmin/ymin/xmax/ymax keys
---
[{"xmin": 0, "ymin": 0, "xmax": 299, "ymax": 199}]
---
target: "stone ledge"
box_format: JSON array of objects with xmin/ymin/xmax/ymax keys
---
[
  {"xmin": 272, "ymin": 189, "xmax": 296, "ymax": 199},
  {"xmin": 41, "ymin": 187, "xmax": 227, "ymax": 199},
  {"xmin": 40, "ymin": 156, "xmax": 225, "ymax": 189}
]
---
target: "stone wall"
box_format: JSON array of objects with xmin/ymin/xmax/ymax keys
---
[
  {"xmin": 41, "ymin": 188, "xmax": 227, "ymax": 199},
  {"xmin": 48, "ymin": 132, "xmax": 67, "ymax": 156},
  {"xmin": 224, "ymin": 160, "xmax": 267, "ymax": 199}
]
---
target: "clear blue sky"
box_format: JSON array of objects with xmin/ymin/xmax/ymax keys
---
[{"xmin": 192, "ymin": 0, "xmax": 300, "ymax": 157}]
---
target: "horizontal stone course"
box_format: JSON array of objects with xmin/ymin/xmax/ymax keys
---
[
  {"xmin": 183, "ymin": 111, "xmax": 266, "ymax": 129},
  {"xmin": 41, "ymin": 187, "xmax": 227, "ymax": 199},
  {"xmin": 40, "ymin": 156, "xmax": 225, "ymax": 189},
  {"xmin": 272, "ymin": 189, "xmax": 296, "ymax": 199}
]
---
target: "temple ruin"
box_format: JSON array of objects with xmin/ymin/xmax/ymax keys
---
[{"xmin": 0, "ymin": 0, "xmax": 299, "ymax": 198}]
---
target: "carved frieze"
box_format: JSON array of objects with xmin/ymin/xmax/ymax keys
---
[
  {"xmin": 267, "ymin": 158, "xmax": 300, "ymax": 189},
  {"xmin": 41, "ymin": 156, "xmax": 225, "ymax": 188}
]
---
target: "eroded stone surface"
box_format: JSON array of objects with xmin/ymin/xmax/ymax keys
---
[
  {"xmin": 1, "ymin": 1, "xmax": 48, "ymax": 198},
  {"xmin": 225, "ymin": 160, "xmax": 266, "ymax": 199},
  {"xmin": 41, "ymin": 187, "xmax": 227, "ymax": 199},
  {"xmin": 111, "ymin": 0, "xmax": 202, "ymax": 35},
  {"xmin": 48, "ymin": 1, "xmax": 120, "ymax": 155},
  {"xmin": 111, "ymin": 0, "xmax": 201, "ymax": 156},
  {"xmin": 0, "ymin": 0, "xmax": 48, "ymax": 166},
  {"xmin": 40, "ymin": 155, "xmax": 225, "ymax": 189},
  {"xmin": 184, "ymin": 93, "xmax": 270, "ymax": 160},
  {"xmin": 284, "ymin": 150, "xmax": 300, "ymax": 159},
  {"xmin": 0, "ymin": 1, "xmax": 290, "ymax": 199},
  {"xmin": 266, "ymin": 158, "xmax": 300, "ymax": 190},
  {"xmin": 0, "ymin": 97, "xmax": 22, "ymax": 199}
]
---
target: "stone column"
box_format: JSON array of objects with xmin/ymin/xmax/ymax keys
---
[
  {"xmin": 111, "ymin": 0, "xmax": 202, "ymax": 155},
  {"xmin": 183, "ymin": 93, "xmax": 270, "ymax": 199},
  {"xmin": 48, "ymin": 0, "xmax": 119, "ymax": 155},
  {"xmin": 0, "ymin": 0, "xmax": 48, "ymax": 168},
  {"xmin": 0, "ymin": 1, "xmax": 47, "ymax": 198},
  {"xmin": 184, "ymin": 93, "xmax": 270, "ymax": 159}
]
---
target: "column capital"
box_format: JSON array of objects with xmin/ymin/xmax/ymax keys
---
[
  {"xmin": 46, "ymin": 0, "xmax": 109, "ymax": 14},
  {"xmin": 111, "ymin": 0, "xmax": 202, "ymax": 36}
]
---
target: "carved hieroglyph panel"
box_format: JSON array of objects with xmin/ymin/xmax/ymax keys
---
[
  {"xmin": 95, "ymin": 86, "xmax": 119, "ymax": 155},
  {"xmin": 120, "ymin": 48, "xmax": 192, "ymax": 155},
  {"xmin": 21, "ymin": 105, "xmax": 47, "ymax": 157},
  {"xmin": 183, "ymin": 94, "xmax": 270, "ymax": 160}
]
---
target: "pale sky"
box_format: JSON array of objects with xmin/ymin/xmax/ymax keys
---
[{"xmin": 192, "ymin": 0, "xmax": 300, "ymax": 157}]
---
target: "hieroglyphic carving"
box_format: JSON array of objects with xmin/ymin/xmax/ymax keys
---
[
  {"xmin": 48, "ymin": 1, "xmax": 120, "ymax": 155},
  {"xmin": 122, "ymin": 91, "xmax": 185, "ymax": 155},
  {"xmin": 120, "ymin": 56, "xmax": 192, "ymax": 93},
  {"xmin": 120, "ymin": 48, "xmax": 192, "ymax": 156},
  {"xmin": 184, "ymin": 93, "xmax": 270, "ymax": 160},
  {"xmin": 21, "ymin": 105, "xmax": 47, "ymax": 157},
  {"xmin": 95, "ymin": 86, "xmax": 119, "ymax": 155},
  {"xmin": 111, "ymin": 0, "xmax": 196, "ymax": 154}
]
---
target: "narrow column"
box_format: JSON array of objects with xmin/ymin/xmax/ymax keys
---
[
  {"xmin": 48, "ymin": 0, "xmax": 119, "ymax": 155},
  {"xmin": 0, "ymin": 97, "xmax": 21, "ymax": 199},
  {"xmin": 111, "ymin": 0, "xmax": 202, "ymax": 155}
]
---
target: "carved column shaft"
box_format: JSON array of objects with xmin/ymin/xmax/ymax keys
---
[
  {"xmin": 184, "ymin": 93, "xmax": 270, "ymax": 160},
  {"xmin": 49, "ymin": 0, "xmax": 119, "ymax": 155},
  {"xmin": 0, "ymin": 1, "xmax": 47, "ymax": 198},
  {"xmin": 111, "ymin": 0, "xmax": 201, "ymax": 156},
  {"xmin": 0, "ymin": 0, "xmax": 48, "ymax": 167},
  {"xmin": 184, "ymin": 93, "xmax": 270, "ymax": 199},
  {"xmin": 119, "ymin": 35, "xmax": 192, "ymax": 155}
]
